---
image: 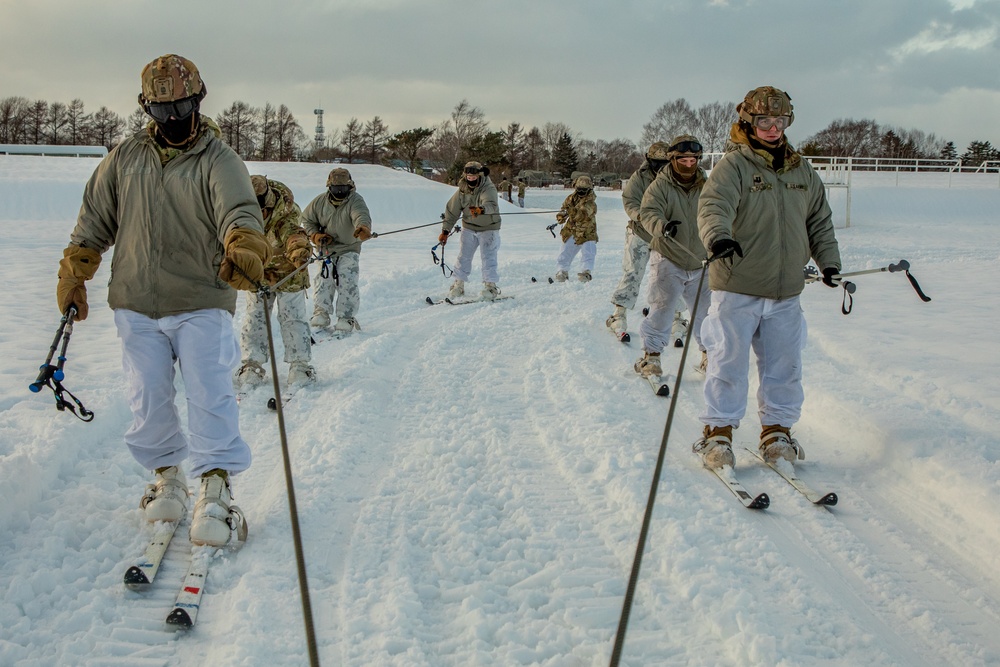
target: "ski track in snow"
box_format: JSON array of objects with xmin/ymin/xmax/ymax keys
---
[{"xmin": 2, "ymin": 158, "xmax": 1000, "ymax": 666}]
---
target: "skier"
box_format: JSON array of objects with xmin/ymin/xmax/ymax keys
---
[
  {"xmin": 499, "ymin": 175, "xmax": 513, "ymax": 203},
  {"xmin": 634, "ymin": 135, "xmax": 710, "ymax": 378},
  {"xmin": 552, "ymin": 174, "xmax": 598, "ymax": 282},
  {"xmin": 55, "ymin": 54, "xmax": 271, "ymax": 547},
  {"xmin": 235, "ymin": 175, "xmax": 315, "ymax": 388},
  {"xmin": 303, "ymin": 168, "xmax": 373, "ymax": 335},
  {"xmin": 606, "ymin": 142, "xmax": 688, "ymax": 340},
  {"xmin": 516, "ymin": 178, "xmax": 526, "ymax": 208},
  {"xmin": 693, "ymin": 86, "xmax": 841, "ymax": 470},
  {"xmin": 439, "ymin": 160, "xmax": 503, "ymax": 300}
]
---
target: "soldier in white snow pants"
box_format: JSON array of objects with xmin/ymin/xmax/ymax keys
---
[
  {"xmin": 639, "ymin": 252, "xmax": 709, "ymax": 354},
  {"xmin": 699, "ymin": 292, "xmax": 806, "ymax": 429},
  {"xmin": 453, "ymin": 228, "xmax": 501, "ymax": 284},
  {"xmin": 116, "ymin": 308, "xmax": 251, "ymax": 477}
]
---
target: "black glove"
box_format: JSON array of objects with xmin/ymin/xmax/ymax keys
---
[
  {"xmin": 664, "ymin": 220, "xmax": 681, "ymax": 238},
  {"xmin": 710, "ymin": 238, "xmax": 743, "ymax": 259},
  {"xmin": 822, "ymin": 266, "xmax": 841, "ymax": 287}
]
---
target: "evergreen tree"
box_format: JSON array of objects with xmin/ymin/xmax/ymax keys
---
[
  {"xmin": 551, "ymin": 132, "xmax": 578, "ymax": 176},
  {"xmin": 386, "ymin": 127, "xmax": 435, "ymax": 173},
  {"xmin": 940, "ymin": 141, "xmax": 957, "ymax": 161}
]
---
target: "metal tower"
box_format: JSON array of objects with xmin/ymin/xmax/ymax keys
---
[{"xmin": 313, "ymin": 108, "xmax": 325, "ymax": 150}]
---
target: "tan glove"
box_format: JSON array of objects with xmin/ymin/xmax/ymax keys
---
[
  {"xmin": 56, "ymin": 245, "xmax": 102, "ymax": 321},
  {"xmin": 353, "ymin": 226, "xmax": 372, "ymax": 242},
  {"xmin": 218, "ymin": 227, "xmax": 271, "ymax": 291},
  {"xmin": 286, "ymin": 233, "xmax": 311, "ymax": 267},
  {"xmin": 310, "ymin": 232, "xmax": 334, "ymax": 247},
  {"xmin": 438, "ymin": 230, "xmax": 450, "ymax": 246},
  {"xmin": 469, "ymin": 206, "xmax": 484, "ymax": 218}
]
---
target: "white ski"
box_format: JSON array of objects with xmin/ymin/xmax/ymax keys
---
[
  {"xmin": 123, "ymin": 520, "xmax": 180, "ymax": 590},
  {"xmin": 165, "ymin": 546, "xmax": 214, "ymax": 629},
  {"xmin": 744, "ymin": 447, "xmax": 838, "ymax": 506}
]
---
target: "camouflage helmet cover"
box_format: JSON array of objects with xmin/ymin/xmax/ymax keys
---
[
  {"xmin": 667, "ymin": 134, "xmax": 703, "ymax": 159},
  {"xmin": 140, "ymin": 54, "xmax": 205, "ymax": 103},
  {"xmin": 574, "ymin": 174, "xmax": 593, "ymax": 189},
  {"xmin": 646, "ymin": 142, "xmax": 671, "ymax": 161},
  {"xmin": 464, "ymin": 160, "xmax": 483, "ymax": 172},
  {"xmin": 737, "ymin": 86, "xmax": 794, "ymax": 126},
  {"xmin": 250, "ymin": 175, "xmax": 276, "ymax": 209},
  {"xmin": 326, "ymin": 168, "xmax": 354, "ymax": 187}
]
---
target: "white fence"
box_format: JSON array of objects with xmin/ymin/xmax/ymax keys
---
[{"xmin": 0, "ymin": 144, "xmax": 108, "ymax": 158}]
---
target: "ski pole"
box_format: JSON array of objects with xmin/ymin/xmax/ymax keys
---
[
  {"xmin": 611, "ymin": 250, "xmax": 729, "ymax": 667},
  {"xmin": 28, "ymin": 307, "xmax": 94, "ymax": 422},
  {"xmin": 806, "ymin": 259, "xmax": 931, "ymax": 302},
  {"xmin": 431, "ymin": 226, "xmax": 460, "ymax": 277}
]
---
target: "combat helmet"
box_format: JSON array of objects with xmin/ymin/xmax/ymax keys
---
[
  {"xmin": 140, "ymin": 54, "xmax": 205, "ymax": 104},
  {"xmin": 737, "ymin": 86, "xmax": 793, "ymax": 126},
  {"xmin": 646, "ymin": 142, "xmax": 671, "ymax": 161},
  {"xmin": 667, "ymin": 134, "xmax": 703, "ymax": 159}
]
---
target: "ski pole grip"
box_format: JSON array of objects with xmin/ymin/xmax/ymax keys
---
[{"xmin": 887, "ymin": 260, "xmax": 910, "ymax": 273}]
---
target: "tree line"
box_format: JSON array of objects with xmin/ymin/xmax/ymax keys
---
[{"xmin": 2, "ymin": 94, "xmax": 996, "ymax": 177}]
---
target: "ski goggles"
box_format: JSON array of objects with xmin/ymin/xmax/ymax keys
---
[
  {"xmin": 463, "ymin": 166, "xmax": 482, "ymax": 174},
  {"xmin": 752, "ymin": 115, "xmax": 791, "ymax": 131},
  {"xmin": 328, "ymin": 184, "xmax": 352, "ymax": 199},
  {"xmin": 669, "ymin": 140, "xmax": 703, "ymax": 155},
  {"xmin": 142, "ymin": 94, "xmax": 201, "ymax": 124}
]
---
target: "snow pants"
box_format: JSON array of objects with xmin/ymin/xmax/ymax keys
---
[
  {"xmin": 312, "ymin": 251, "xmax": 361, "ymax": 320},
  {"xmin": 639, "ymin": 251, "xmax": 709, "ymax": 354},
  {"xmin": 556, "ymin": 237, "xmax": 597, "ymax": 273},
  {"xmin": 700, "ymin": 291, "xmax": 807, "ymax": 430},
  {"xmin": 609, "ymin": 226, "xmax": 650, "ymax": 310},
  {"xmin": 240, "ymin": 288, "xmax": 311, "ymax": 366},
  {"xmin": 115, "ymin": 308, "xmax": 251, "ymax": 477},
  {"xmin": 453, "ymin": 228, "xmax": 501, "ymax": 284}
]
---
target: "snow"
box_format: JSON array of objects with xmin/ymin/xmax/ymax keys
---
[{"xmin": 1, "ymin": 154, "xmax": 999, "ymax": 666}]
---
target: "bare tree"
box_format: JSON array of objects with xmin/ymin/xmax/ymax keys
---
[
  {"xmin": 523, "ymin": 126, "xmax": 546, "ymax": 171},
  {"xmin": 450, "ymin": 99, "xmax": 488, "ymax": 162},
  {"xmin": 64, "ymin": 99, "xmax": 90, "ymax": 145},
  {"xmin": 215, "ymin": 101, "xmax": 259, "ymax": 159},
  {"xmin": 801, "ymin": 118, "xmax": 882, "ymax": 157},
  {"xmin": 0, "ymin": 96, "xmax": 31, "ymax": 143},
  {"xmin": 257, "ymin": 103, "xmax": 278, "ymax": 161},
  {"xmin": 340, "ymin": 117, "xmax": 363, "ymax": 163},
  {"xmin": 640, "ymin": 99, "xmax": 697, "ymax": 147},
  {"xmin": 541, "ymin": 122, "xmax": 575, "ymax": 170},
  {"xmin": 502, "ymin": 122, "xmax": 526, "ymax": 174},
  {"xmin": 91, "ymin": 106, "xmax": 124, "ymax": 149},
  {"xmin": 362, "ymin": 116, "xmax": 390, "ymax": 164},
  {"xmin": 126, "ymin": 108, "xmax": 147, "ymax": 136},
  {"xmin": 44, "ymin": 102, "xmax": 68, "ymax": 144},
  {"xmin": 275, "ymin": 105, "xmax": 304, "ymax": 161},
  {"xmin": 695, "ymin": 101, "xmax": 736, "ymax": 153}
]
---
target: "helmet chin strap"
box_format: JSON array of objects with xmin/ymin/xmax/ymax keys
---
[{"xmin": 158, "ymin": 113, "xmax": 199, "ymax": 147}]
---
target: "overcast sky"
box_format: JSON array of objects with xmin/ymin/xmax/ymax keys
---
[{"xmin": 1, "ymin": 0, "xmax": 997, "ymax": 153}]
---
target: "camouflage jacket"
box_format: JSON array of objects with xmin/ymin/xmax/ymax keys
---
[
  {"xmin": 260, "ymin": 179, "xmax": 309, "ymax": 293},
  {"xmin": 70, "ymin": 116, "xmax": 264, "ymax": 318},
  {"xmin": 621, "ymin": 162, "xmax": 656, "ymax": 244},
  {"xmin": 697, "ymin": 123, "xmax": 840, "ymax": 299},
  {"xmin": 301, "ymin": 190, "xmax": 372, "ymax": 259},
  {"xmin": 639, "ymin": 167, "xmax": 707, "ymax": 271},
  {"xmin": 557, "ymin": 190, "xmax": 598, "ymax": 244},
  {"xmin": 517, "ymin": 182, "xmax": 526, "ymax": 197},
  {"xmin": 442, "ymin": 176, "xmax": 501, "ymax": 232}
]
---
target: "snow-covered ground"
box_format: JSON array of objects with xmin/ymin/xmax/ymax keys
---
[{"xmin": 1, "ymin": 155, "xmax": 999, "ymax": 667}]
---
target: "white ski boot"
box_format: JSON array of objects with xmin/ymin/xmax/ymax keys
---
[
  {"xmin": 606, "ymin": 305, "xmax": 627, "ymax": 335},
  {"xmin": 310, "ymin": 310, "xmax": 331, "ymax": 329},
  {"xmin": 333, "ymin": 316, "xmax": 360, "ymax": 335},
  {"xmin": 553, "ymin": 270, "xmax": 569, "ymax": 282},
  {"xmin": 234, "ymin": 360, "xmax": 266, "ymax": 387},
  {"xmin": 759, "ymin": 425, "xmax": 805, "ymax": 464},
  {"xmin": 287, "ymin": 361, "xmax": 317, "ymax": 386},
  {"xmin": 577, "ymin": 270, "xmax": 592, "ymax": 282},
  {"xmin": 189, "ymin": 470, "xmax": 247, "ymax": 548},
  {"xmin": 693, "ymin": 425, "xmax": 736, "ymax": 469},
  {"xmin": 140, "ymin": 466, "xmax": 189, "ymax": 522},
  {"xmin": 448, "ymin": 279, "xmax": 465, "ymax": 298},
  {"xmin": 481, "ymin": 282, "xmax": 500, "ymax": 300},
  {"xmin": 634, "ymin": 351, "xmax": 662, "ymax": 378}
]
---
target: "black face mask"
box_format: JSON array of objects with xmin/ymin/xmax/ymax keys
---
[{"xmin": 155, "ymin": 113, "xmax": 199, "ymax": 147}]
